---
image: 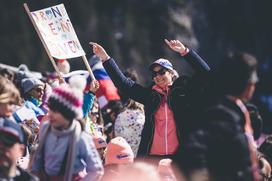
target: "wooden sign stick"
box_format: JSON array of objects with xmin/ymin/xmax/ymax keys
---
[
  {"xmin": 23, "ymin": 3, "xmax": 62, "ymax": 80},
  {"xmin": 82, "ymin": 55, "xmax": 96, "ymax": 82}
]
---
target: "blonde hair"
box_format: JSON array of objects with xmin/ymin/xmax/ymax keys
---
[{"xmin": 0, "ymin": 76, "xmax": 21, "ymax": 104}]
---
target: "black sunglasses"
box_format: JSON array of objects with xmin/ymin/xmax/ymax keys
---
[
  {"xmin": 91, "ymin": 112, "xmax": 100, "ymax": 118},
  {"xmin": 151, "ymin": 68, "xmax": 167, "ymax": 78}
]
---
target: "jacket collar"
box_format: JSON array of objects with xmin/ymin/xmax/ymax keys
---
[{"xmin": 152, "ymin": 84, "xmax": 171, "ymax": 95}]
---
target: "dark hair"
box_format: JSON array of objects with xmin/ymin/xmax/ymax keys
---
[
  {"xmin": 214, "ymin": 52, "xmax": 258, "ymax": 96},
  {"xmin": 103, "ymin": 100, "xmax": 123, "ymax": 117},
  {"xmin": 121, "ymin": 68, "xmax": 144, "ymax": 111}
]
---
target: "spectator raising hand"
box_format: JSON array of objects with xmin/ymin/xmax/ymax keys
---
[
  {"xmin": 89, "ymin": 80, "xmax": 100, "ymax": 94},
  {"xmin": 164, "ymin": 39, "xmax": 188, "ymax": 55},
  {"xmin": 89, "ymin": 39, "xmax": 210, "ymax": 172},
  {"xmin": 89, "ymin": 42, "xmax": 110, "ymax": 62}
]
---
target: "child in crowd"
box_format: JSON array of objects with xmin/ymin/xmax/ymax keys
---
[
  {"xmin": 101, "ymin": 137, "xmax": 134, "ymax": 180},
  {"xmin": 31, "ymin": 76, "xmax": 104, "ymax": 181},
  {"xmin": 114, "ymin": 99, "xmax": 145, "ymax": 157},
  {"xmin": 102, "ymin": 100, "xmax": 123, "ymax": 142},
  {"xmin": 0, "ymin": 117, "xmax": 38, "ymax": 180}
]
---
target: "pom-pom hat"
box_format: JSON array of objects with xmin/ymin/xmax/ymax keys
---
[{"xmin": 47, "ymin": 75, "xmax": 86, "ymax": 121}]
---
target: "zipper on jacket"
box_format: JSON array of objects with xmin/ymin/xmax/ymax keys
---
[
  {"xmin": 146, "ymin": 91, "xmax": 161, "ymax": 155},
  {"xmin": 165, "ymin": 88, "xmax": 170, "ymax": 155},
  {"xmin": 164, "ymin": 95, "xmax": 168, "ymax": 155},
  {"xmin": 168, "ymin": 91, "xmax": 182, "ymax": 148}
]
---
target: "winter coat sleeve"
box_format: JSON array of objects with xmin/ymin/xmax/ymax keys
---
[
  {"xmin": 183, "ymin": 49, "xmax": 210, "ymax": 74},
  {"xmin": 79, "ymin": 133, "xmax": 104, "ymax": 181},
  {"xmin": 82, "ymin": 92, "xmax": 95, "ymax": 119},
  {"xmin": 31, "ymin": 121, "xmax": 50, "ymax": 172},
  {"xmin": 103, "ymin": 58, "xmax": 150, "ymax": 104}
]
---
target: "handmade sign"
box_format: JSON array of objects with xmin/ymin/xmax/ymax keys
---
[{"xmin": 30, "ymin": 4, "xmax": 85, "ymax": 59}]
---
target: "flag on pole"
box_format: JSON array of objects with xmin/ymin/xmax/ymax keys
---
[{"xmin": 89, "ymin": 55, "xmax": 120, "ymax": 108}]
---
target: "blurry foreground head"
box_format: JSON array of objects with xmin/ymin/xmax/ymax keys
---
[
  {"xmin": 0, "ymin": 76, "xmax": 20, "ymax": 105},
  {"xmin": 110, "ymin": 162, "xmax": 161, "ymax": 181},
  {"xmin": 0, "ymin": 118, "xmax": 25, "ymax": 176},
  {"xmin": 104, "ymin": 137, "xmax": 134, "ymax": 165},
  {"xmin": 0, "ymin": 68, "xmax": 15, "ymax": 82},
  {"xmin": 158, "ymin": 158, "xmax": 178, "ymax": 181},
  {"xmin": 214, "ymin": 52, "xmax": 258, "ymax": 101},
  {"xmin": 0, "ymin": 76, "xmax": 20, "ymax": 117}
]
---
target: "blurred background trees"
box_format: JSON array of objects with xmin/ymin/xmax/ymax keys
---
[{"xmin": 1, "ymin": 0, "xmax": 272, "ymax": 132}]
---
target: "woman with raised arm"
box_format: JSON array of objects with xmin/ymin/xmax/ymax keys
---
[{"xmin": 90, "ymin": 39, "xmax": 210, "ymax": 167}]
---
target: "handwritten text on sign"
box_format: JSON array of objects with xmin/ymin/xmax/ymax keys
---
[{"xmin": 31, "ymin": 4, "xmax": 85, "ymax": 59}]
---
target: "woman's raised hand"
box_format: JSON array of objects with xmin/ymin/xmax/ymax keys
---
[
  {"xmin": 89, "ymin": 42, "xmax": 110, "ymax": 62},
  {"xmin": 164, "ymin": 39, "xmax": 188, "ymax": 55}
]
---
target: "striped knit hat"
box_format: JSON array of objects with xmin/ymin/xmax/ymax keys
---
[{"xmin": 47, "ymin": 75, "xmax": 85, "ymax": 121}]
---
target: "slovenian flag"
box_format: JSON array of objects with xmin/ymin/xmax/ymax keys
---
[
  {"xmin": 62, "ymin": 56, "xmax": 120, "ymax": 108},
  {"xmin": 90, "ymin": 60, "xmax": 120, "ymax": 108}
]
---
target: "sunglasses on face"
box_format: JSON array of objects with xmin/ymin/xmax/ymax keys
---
[
  {"xmin": 91, "ymin": 112, "xmax": 100, "ymax": 118},
  {"xmin": 151, "ymin": 68, "xmax": 167, "ymax": 78}
]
